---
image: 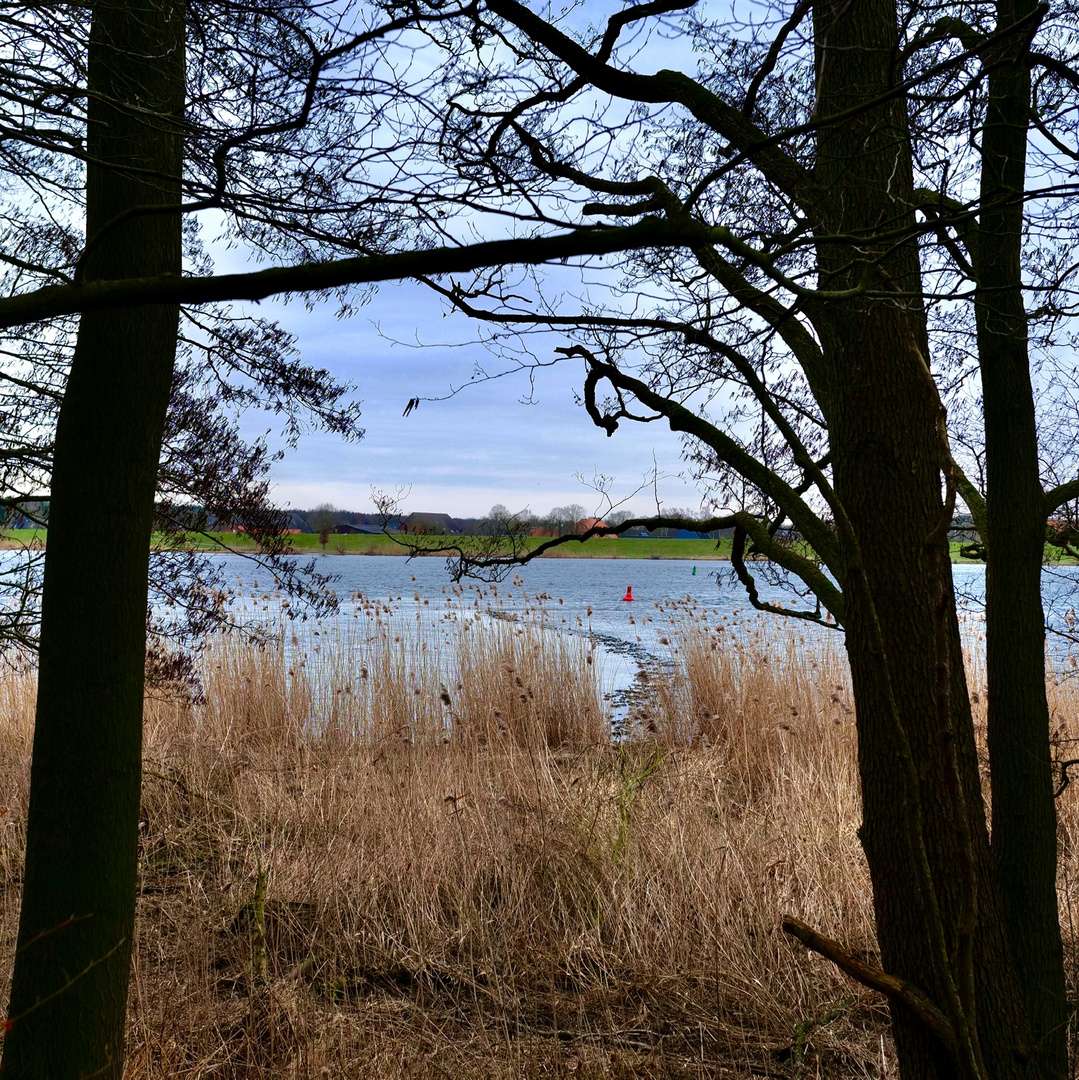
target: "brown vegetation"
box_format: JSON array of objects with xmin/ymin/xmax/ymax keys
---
[{"xmin": 0, "ymin": 608, "xmax": 1074, "ymax": 1077}]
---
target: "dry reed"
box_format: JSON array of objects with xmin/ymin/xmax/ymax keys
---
[{"xmin": 0, "ymin": 602, "xmax": 1074, "ymax": 1077}]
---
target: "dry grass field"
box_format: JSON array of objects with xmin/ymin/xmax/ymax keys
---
[{"xmin": 0, "ymin": 603, "xmax": 1075, "ymax": 1077}]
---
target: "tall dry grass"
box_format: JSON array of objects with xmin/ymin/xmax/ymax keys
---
[{"xmin": 0, "ymin": 603, "xmax": 1073, "ymax": 1077}]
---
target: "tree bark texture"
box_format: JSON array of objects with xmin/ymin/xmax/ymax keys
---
[
  {"xmin": 812, "ymin": 2, "xmax": 1036, "ymax": 1077},
  {"xmin": 976, "ymin": 2, "xmax": 1067, "ymax": 1074},
  {"xmin": 2, "ymin": 1, "xmax": 184, "ymax": 1076}
]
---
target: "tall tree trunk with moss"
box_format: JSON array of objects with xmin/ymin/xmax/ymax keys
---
[
  {"xmin": 975, "ymin": 1, "xmax": 1067, "ymax": 1073},
  {"xmin": 2, "ymin": 1, "xmax": 184, "ymax": 1076},
  {"xmin": 813, "ymin": 2, "xmax": 1035, "ymax": 1077}
]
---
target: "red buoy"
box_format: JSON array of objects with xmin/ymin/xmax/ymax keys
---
[{"xmin": 622, "ymin": 586, "xmax": 635, "ymax": 602}]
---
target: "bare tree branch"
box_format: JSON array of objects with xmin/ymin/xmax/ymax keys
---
[
  {"xmin": 782, "ymin": 916, "xmax": 959, "ymax": 1061},
  {"xmin": 0, "ymin": 218, "xmax": 723, "ymax": 331}
]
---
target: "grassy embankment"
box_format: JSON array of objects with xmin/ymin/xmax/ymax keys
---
[
  {"xmin": 2, "ymin": 526, "xmax": 1073, "ymax": 563},
  {"xmin": 0, "ymin": 594, "xmax": 1076, "ymax": 1076},
  {"xmin": 203, "ymin": 532, "xmax": 736, "ymax": 560},
  {"xmin": 213, "ymin": 532, "xmax": 1075, "ymax": 563},
  {"xmin": 0, "ymin": 529, "xmax": 730, "ymax": 559}
]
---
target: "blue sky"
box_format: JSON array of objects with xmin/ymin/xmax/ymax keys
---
[
  {"xmin": 224, "ymin": 2, "xmax": 734, "ymax": 521},
  {"xmin": 242, "ymin": 278, "xmax": 705, "ymax": 520}
]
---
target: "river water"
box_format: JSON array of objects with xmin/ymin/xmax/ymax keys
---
[
  {"xmin": 207, "ymin": 554, "xmax": 1079, "ymax": 715},
  {"xmin": 4, "ymin": 548, "xmax": 1076, "ymax": 715}
]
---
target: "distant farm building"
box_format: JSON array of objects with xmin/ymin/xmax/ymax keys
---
[
  {"xmin": 334, "ymin": 523, "xmax": 383, "ymax": 535},
  {"xmin": 401, "ymin": 512, "xmax": 462, "ymax": 535},
  {"xmin": 575, "ymin": 518, "xmax": 615, "ymax": 537},
  {"xmin": 233, "ymin": 526, "xmax": 302, "ymax": 535}
]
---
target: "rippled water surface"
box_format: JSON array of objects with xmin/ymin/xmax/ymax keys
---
[
  {"xmin": 211, "ymin": 552, "xmax": 835, "ymax": 706},
  {"xmin": 6, "ymin": 549, "xmax": 1079, "ymax": 709}
]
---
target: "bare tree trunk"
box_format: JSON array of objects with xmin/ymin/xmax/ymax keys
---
[
  {"xmin": 976, "ymin": 2, "xmax": 1067, "ymax": 1074},
  {"xmin": 2, "ymin": 1, "xmax": 183, "ymax": 1075},
  {"xmin": 813, "ymin": 2, "xmax": 1036, "ymax": 1076}
]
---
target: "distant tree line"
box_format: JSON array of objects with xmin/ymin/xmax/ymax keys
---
[{"xmin": 292, "ymin": 501, "xmax": 735, "ymax": 539}]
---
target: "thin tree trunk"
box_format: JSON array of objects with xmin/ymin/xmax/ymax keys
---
[
  {"xmin": 2, "ymin": 1, "xmax": 184, "ymax": 1076},
  {"xmin": 976, "ymin": 2, "xmax": 1067, "ymax": 1074}
]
